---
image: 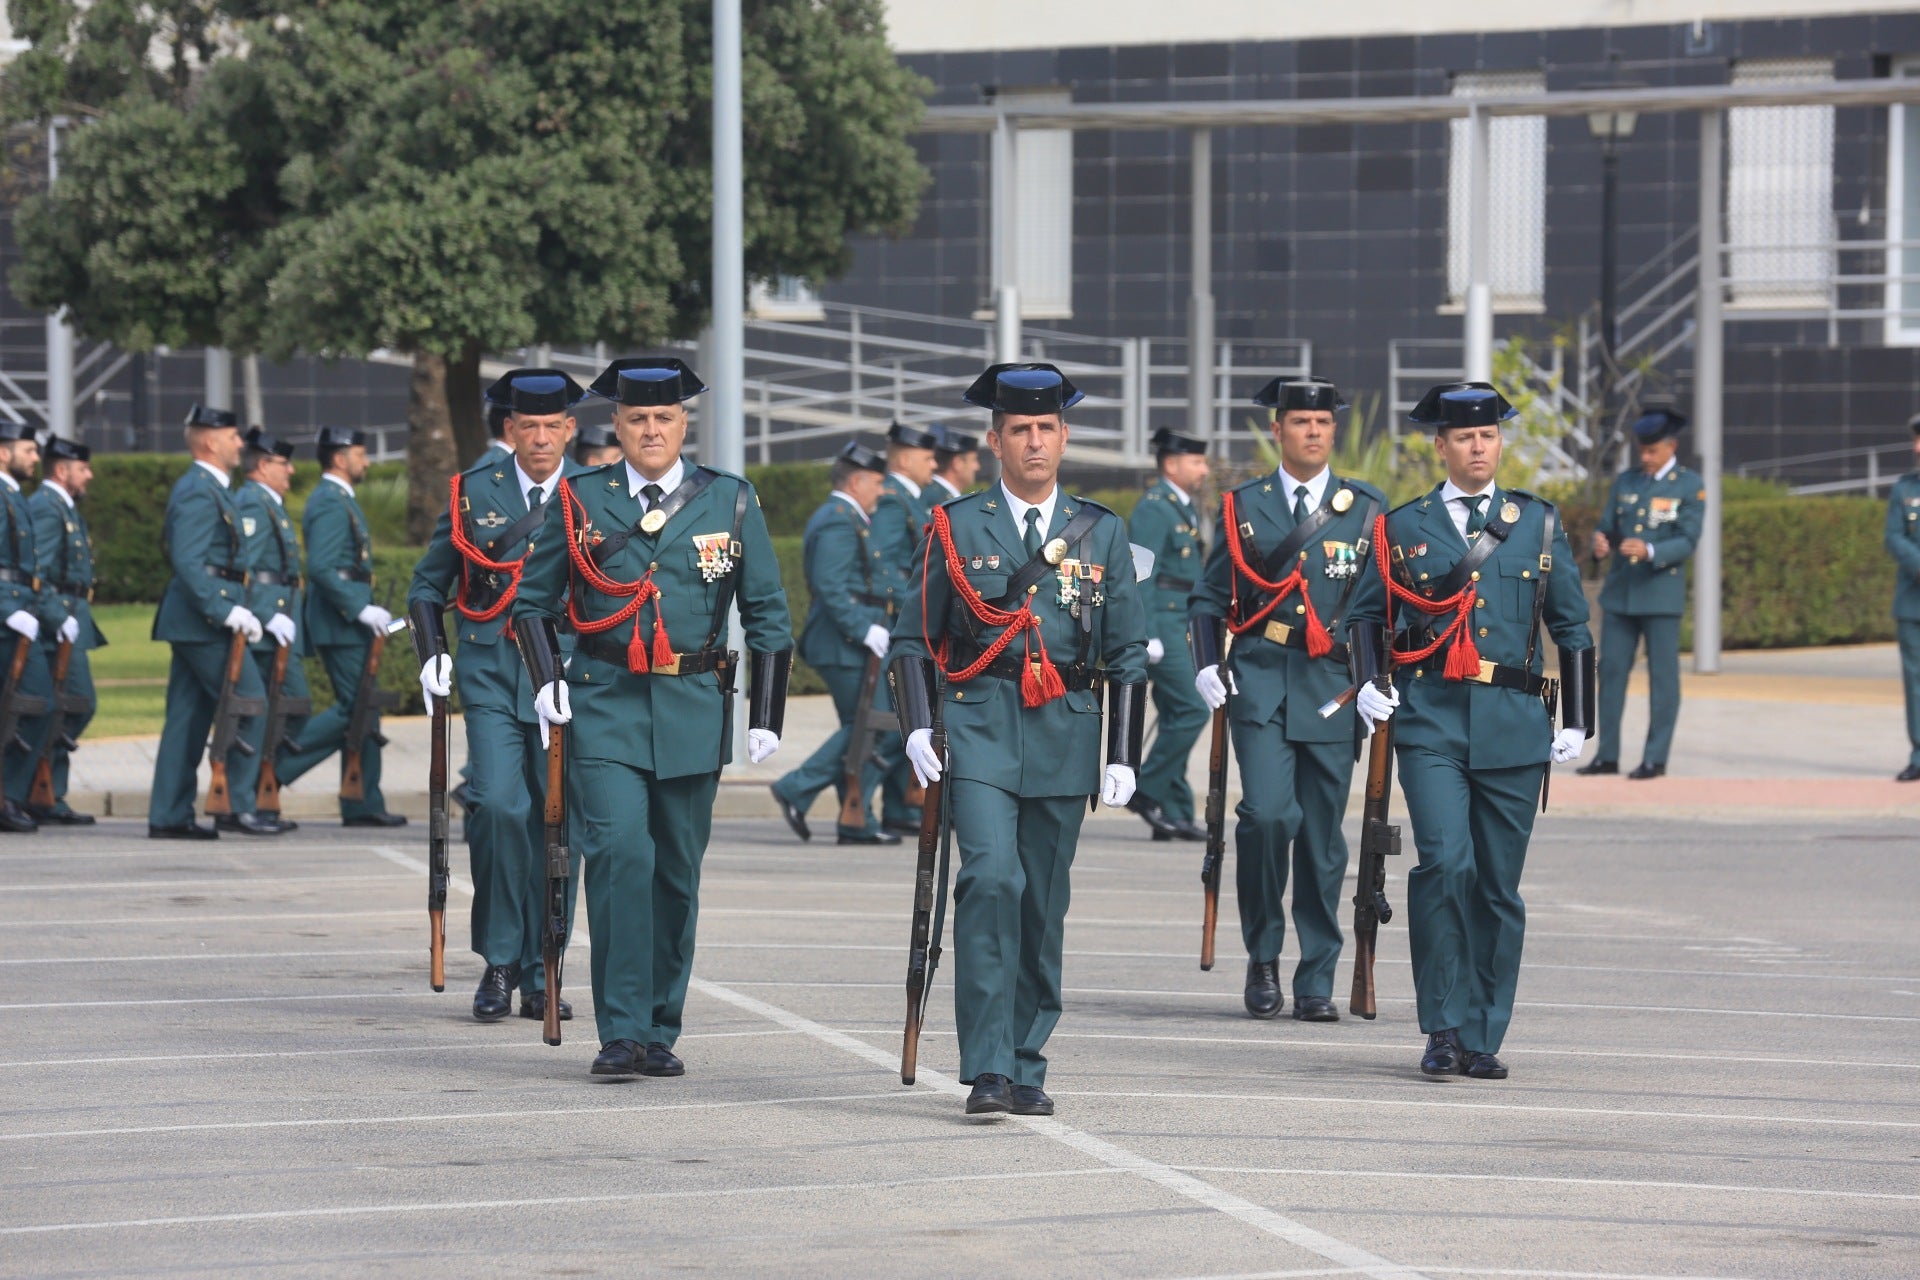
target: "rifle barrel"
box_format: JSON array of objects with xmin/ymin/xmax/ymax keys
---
[
  {"xmin": 542, "ymin": 724, "xmax": 567, "ymax": 1047},
  {"xmin": 1200, "ymin": 703, "xmax": 1229, "ymax": 971}
]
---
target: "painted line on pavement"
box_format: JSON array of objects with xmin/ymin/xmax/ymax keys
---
[
  {"xmin": 0, "ymin": 1029, "xmax": 802, "ymax": 1071},
  {"xmin": 0, "ymin": 948, "xmax": 415, "ymax": 966},
  {"xmin": 1171, "ymin": 1164, "xmax": 1920, "ymax": 1203},
  {"xmin": 1167, "ymin": 1269, "xmax": 1762, "ymax": 1280},
  {"xmin": 0, "ymin": 991, "xmax": 440, "ymax": 1012},
  {"xmin": 0, "ymin": 873, "xmax": 413, "ymax": 894},
  {"xmin": 0, "ymin": 910, "xmax": 415, "ymax": 929},
  {"xmin": 690, "ymin": 976, "xmax": 1432, "ymax": 1280}
]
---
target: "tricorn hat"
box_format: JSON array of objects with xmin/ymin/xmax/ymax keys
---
[
  {"xmin": 573, "ymin": 422, "xmax": 621, "ymax": 453},
  {"xmin": 933, "ymin": 423, "xmax": 980, "ymax": 457},
  {"xmin": 588, "ymin": 357, "xmax": 706, "ymax": 407},
  {"xmin": 43, "ymin": 435, "xmax": 88, "ymax": 461},
  {"xmin": 1149, "ymin": 426, "xmax": 1207, "ymax": 457},
  {"xmin": 242, "ymin": 427, "xmax": 294, "ymax": 461},
  {"xmin": 315, "ymin": 427, "xmax": 369, "ymax": 451},
  {"xmin": 485, "ymin": 368, "xmax": 591, "ymax": 416},
  {"xmin": 183, "ymin": 403, "xmax": 239, "ymax": 430},
  {"xmin": 837, "ymin": 439, "xmax": 888, "ymax": 474},
  {"xmin": 1407, "ymin": 381, "xmax": 1518, "ymax": 430},
  {"xmin": 1630, "ymin": 401, "xmax": 1689, "ymax": 443},
  {"xmin": 885, "ymin": 421, "xmax": 941, "ymax": 451},
  {"xmin": 1252, "ymin": 375, "xmax": 1348, "ymax": 414},
  {"xmin": 961, "ymin": 362, "xmax": 1085, "ymax": 414}
]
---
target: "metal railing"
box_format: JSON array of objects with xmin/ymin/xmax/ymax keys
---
[{"xmin": 1734, "ymin": 441, "xmax": 1915, "ymax": 496}]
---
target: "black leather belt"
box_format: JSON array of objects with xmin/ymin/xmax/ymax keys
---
[
  {"xmin": 0, "ymin": 567, "xmax": 36, "ymax": 588},
  {"xmin": 204, "ymin": 565, "xmax": 248, "ymax": 584},
  {"xmin": 252, "ymin": 570, "xmax": 302, "ymax": 588},
  {"xmin": 48, "ymin": 580, "xmax": 92, "ymax": 601},
  {"xmin": 853, "ymin": 590, "xmax": 895, "ymax": 612},
  {"xmin": 1155, "ymin": 574, "xmax": 1194, "ymax": 592},
  {"xmin": 1410, "ymin": 656, "xmax": 1546, "ymax": 696},
  {"xmin": 1247, "ymin": 617, "xmax": 1349, "ymax": 666},
  {"xmin": 333, "ymin": 567, "xmax": 373, "ymax": 583},
  {"xmin": 578, "ymin": 632, "xmax": 731, "ymax": 677},
  {"xmin": 953, "ymin": 650, "xmax": 1101, "ymax": 692}
]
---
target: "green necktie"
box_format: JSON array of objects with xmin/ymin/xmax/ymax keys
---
[
  {"xmin": 527, "ymin": 485, "xmax": 543, "ymax": 510},
  {"xmin": 1024, "ymin": 507, "xmax": 1043, "ymax": 558},
  {"xmin": 1292, "ymin": 484, "xmax": 1310, "ymax": 525},
  {"xmin": 1461, "ymin": 494, "xmax": 1488, "ymax": 539},
  {"xmin": 641, "ymin": 483, "xmax": 663, "ymax": 510}
]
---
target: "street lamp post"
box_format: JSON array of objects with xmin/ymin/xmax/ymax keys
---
[{"xmin": 1585, "ymin": 92, "xmax": 1639, "ymax": 439}]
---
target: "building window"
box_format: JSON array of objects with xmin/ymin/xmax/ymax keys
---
[
  {"xmin": 1887, "ymin": 60, "xmax": 1920, "ymax": 343},
  {"xmin": 1727, "ymin": 58, "xmax": 1835, "ymax": 311},
  {"xmin": 1446, "ymin": 70, "xmax": 1546, "ymax": 312},
  {"xmin": 998, "ymin": 88, "xmax": 1073, "ymax": 320}
]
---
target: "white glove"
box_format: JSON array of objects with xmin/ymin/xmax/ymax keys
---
[
  {"xmin": 1195, "ymin": 664, "xmax": 1236, "ymax": 711},
  {"xmin": 222, "ymin": 606, "xmax": 262, "ymax": 644},
  {"xmin": 265, "ymin": 612, "xmax": 297, "ymax": 649},
  {"xmin": 1355, "ymin": 681, "xmax": 1401, "ymax": 736},
  {"xmin": 1102, "ymin": 763, "xmax": 1137, "ymax": 808},
  {"xmin": 1145, "ymin": 637, "xmax": 1165, "ymax": 665},
  {"xmin": 534, "ymin": 680, "xmax": 571, "ymax": 748},
  {"xmin": 57, "ymin": 615, "xmax": 79, "ymax": 645},
  {"xmin": 356, "ymin": 603, "xmax": 393, "ymax": 633},
  {"xmin": 5, "ymin": 610, "xmax": 38, "ymax": 642},
  {"xmin": 747, "ymin": 728, "xmax": 780, "ymax": 764},
  {"xmin": 419, "ymin": 653, "xmax": 452, "ymax": 713},
  {"xmin": 905, "ymin": 726, "xmax": 943, "ymax": 787},
  {"xmin": 863, "ymin": 624, "xmax": 892, "ymax": 662},
  {"xmin": 1551, "ymin": 727, "xmax": 1586, "ymax": 764}
]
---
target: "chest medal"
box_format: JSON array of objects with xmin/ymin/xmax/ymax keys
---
[
  {"xmin": 1321, "ymin": 540, "xmax": 1360, "ymax": 580},
  {"xmin": 1648, "ymin": 496, "xmax": 1679, "ymax": 527},
  {"xmin": 693, "ymin": 531, "xmax": 739, "ymax": 582}
]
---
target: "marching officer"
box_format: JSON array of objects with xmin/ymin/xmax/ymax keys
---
[
  {"xmin": 512, "ymin": 356, "xmax": 793, "ymax": 1079},
  {"xmin": 573, "ymin": 421, "xmax": 623, "ymax": 469},
  {"xmin": 414, "ymin": 368, "xmax": 584, "ymax": 1023},
  {"xmin": 926, "ymin": 423, "xmax": 981, "ymax": 510},
  {"xmin": 1578, "ymin": 402, "xmax": 1704, "ymax": 780},
  {"xmin": 1350, "ymin": 381, "xmax": 1593, "ymax": 1080},
  {"xmin": 24, "ymin": 436, "xmax": 101, "ymax": 825},
  {"xmin": 275, "ymin": 427, "xmax": 407, "ymax": 827},
  {"xmin": 770, "ymin": 439, "xmax": 903, "ymax": 845},
  {"xmin": 223, "ymin": 428, "xmax": 304, "ymax": 835},
  {"xmin": 1189, "ymin": 379, "xmax": 1387, "ymax": 1021},
  {"xmin": 1889, "ymin": 414, "xmax": 1920, "ymax": 782},
  {"xmin": 1125, "ymin": 426, "xmax": 1210, "ymax": 842},
  {"xmin": 148, "ymin": 406, "xmax": 269, "ymax": 840},
  {"xmin": 0, "ymin": 423, "xmax": 52, "ymax": 833},
  {"xmin": 872, "ymin": 421, "xmax": 941, "ymax": 834},
  {"xmin": 890, "ymin": 361, "xmax": 1148, "ymax": 1118}
]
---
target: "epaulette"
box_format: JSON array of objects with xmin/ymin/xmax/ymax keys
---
[
  {"xmin": 1506, "ymin": 487, "xmax": 1555, "ymax": 508},
  {"xmin": 1141, "ymin": 490, "xmax": 1163, "ymax": 502},
  {"xmin": 1065, "ymin": 495, "xmax": 1117, "ymax": 518},
  {"xmin": 1229, "ymin": 474, "xmax": 1271, "ymax": 497},
  {"xmin": 1388, "ymin": 492, "xmax": 1428, "ymax": 517},
  {"xmin": 1339, "ymin": 477, "xmax": 1388, "ymax": 503}
]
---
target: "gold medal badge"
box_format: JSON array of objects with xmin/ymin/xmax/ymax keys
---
[
  {"xmin": 1331, "ymin": 488, "xmax": 1354, "ymax": 513},
  {"xmin": 1042, "ymin": 537, "xmax": 1069, "ymax": 565},
  {"xmin": 1500, "ymin": 501, "xmax": 1521, "ymax": 524},
  {"xmin": 640, "ymin": 508, "xmax": 668, "ymax": 534}
]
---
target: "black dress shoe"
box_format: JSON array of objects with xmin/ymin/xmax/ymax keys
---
[
  {"xmin": 1574, "ymin": 759, "xmax": 1618, "ymax": 776},
  {"xmin": 256, "ymin": 810, "xmax": 297, "ymax": 832},
  {"xmin": 1628, "ymin": 762, "xmax": 1666, "ymax": 780},
  {"xmin": 0, "ymin": 801, "xmax": 38, "ymax": 833},
  {"xmin": 1463, "ymin": 1050, "xmax": 1509, "ymax": 1080},
  {"xmin": 1899, "ymin": 764, "xmax": 1920, "ymax": 782},
  {"xmin": 1243, "ymin": 959, "xmax": 1283, "ymax": 1019},
  {"xmin": 1127, "ymin": 795, "xmax": 1184, "ymax": 841},
  {"xmin": 965, "ymin": 1073, "xmax": 1013, "ymax": 1116},
  {"xmin": 1010, "ymin": 1084, "xmax": 1054, "ymax": 1116},
  {"xmin": 148, "ymin": 821, "xmax": 217, "ymax": 840},
  {"xmin": 772, "ymin": 786, "xmax": 811, "ymax": 841},
  {"xmin": 1167, "ymin": 815, "xmax": 1209, "ymax": 842},
  {"xmin": 591, "ymin": 1039, "xmax": 644, "ymax": 1077},
  {"xmin": 1292, "ymin": 995, "xmax": 1339, "ymax": 1022},
  {"xmin": 1420, "ymin": 1028, "xmax": 1465, "ymax": 1076},
  {"xmin": 837, "ymin": 828, "xmax": 902, "ymax": 846},
  {"xmin": 520, "ymin": 990, "xmax": 573, "ymax": 1021},
  {"xmin": 28, "ymin": 805, "xmax": 94, "ymax": 826},
  {"xmin": 344, "ymin": 812, "xmax": 408, "ymax": 827},
  {"xmin": 215, "ymin": 812, "xmax": 289, "ymax": 836},
  {"xmin": 472, "ymin": 964, "xmax": 519, "ymax": 1022},
  {"xmin": 641, "ymin": 1042, "xmax": 684, "ymax": 1077}
]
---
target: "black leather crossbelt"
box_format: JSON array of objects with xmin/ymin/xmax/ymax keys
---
[{"xmin": 951, "ymin": 648, "xmax": 1100, "ymax": 692}]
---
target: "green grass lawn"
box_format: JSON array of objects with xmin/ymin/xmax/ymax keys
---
[{"xmin": 91, "ymin": 603, "xmax": 170, "ymax": 737}]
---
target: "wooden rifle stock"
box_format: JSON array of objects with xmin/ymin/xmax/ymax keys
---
[
  {"xmin": 203, "ymin": 633, "xmax": 251, "ymax": 815},
  {"xmin": 339, "ymin": 630, "xmax": 387, "ymax": 803},
  {"xmin": 1199, "ymin": 702, "xmax": 1230, "ymax": 972},
  {"xmin": 426, "ymin": 686, "xmax": 449, "ymax": 993},
  {"xmin": 541, "ymin": 725, "xmax": 569, "ymax": 1047},
  {"xmin": 27, "ymin": 637, "xmax": 73, "ymax": 811},
  {"xmin": 901, "ymin": 715, "xmax": 948, "ymax": 1085},
  {"xmin": 1349, "ymin": 690, "xmax": 1401, "ymax": 1020},
  {"xmin": 839, "ymin": 653, "xmax": 884, "ymax": 831},
  {"xmin": 255, "ymin": 645, "xmax": 290, "ymax": 813}
]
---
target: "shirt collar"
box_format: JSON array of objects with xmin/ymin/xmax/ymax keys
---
[
  {"xmin": 627, "ymin": 457, "xmax": 684, "ymax": 501},
  {"xmin": 194, "ymin": 460, "xmax": 231, "ymax": 490},
  {"xmin": 1440, "ymin": 477, "xmax": 1497, "ymax": 506},
  {"xmin": 254, "ymin": 479, "xmax": 285, "ymax": 507},
  {"xmin": 889, "ymin": 471, "xmax": 922, "ymax": 499},
  {"xmin": 0, "ymin": 471, "xmax": 16, "ymax": 493},
  {"xmin": 830, "ymin": 489, "xmax": 870, "ymax": 524},
  {"xmin": 1651, "ymin": 457, "xmax": 1677, "ymax": 482},
  {"xmin": 514, "ymin": 461, "xmax": 560, "ymax": 508},
  {"xmin": 322, "ymin": 471, "xmax": 354, "ymax": 495},
  {"xmin": 43, "ymin": 479, "xmax": 73, "ymax": 507},
  {"xmin": 1277, "ymin": 465, "xmax": 1330, "ymax": 511},
  {"xmin": 932, "ymin": 475, "xmax": 961, "ymax": 498},
  {"xmin": 1162, "ymin": 478, "xmax": 1193, "ymax": 508},
  {"xmin": 998, "ymin": 481, "xmax": 1059, "ymax": 540}
]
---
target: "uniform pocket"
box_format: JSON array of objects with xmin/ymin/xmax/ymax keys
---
[{"xmin": 1499, "ymin": 557, "xmax": 1541, "ymax": 624}]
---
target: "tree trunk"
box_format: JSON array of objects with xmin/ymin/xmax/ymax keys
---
[
  {"xmin": 405, "ymin": 351, "xmax": 458, "ymax": 546},
  {"xmin": 446, "ymin": 345, "xmax": 487, "ymax": 467}
]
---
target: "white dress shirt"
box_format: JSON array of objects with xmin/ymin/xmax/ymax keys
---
[
  {"xmin": 321, "ymin": 471, "xmax": 354, "ymax": 496},
  {"xmin": 889, "ymin": 472, "xmax": 923, "ymax": 499},
  {"xmin": 195, "ymin": 460, "xmax": 231, "ymax": 490},
  {"xmin": 998, "ymin": 481, "xmax": 1059, "ymax": 548},
  {"xmin": 930, "ymin": 475, "xmax": 961, "ymax": 502},
  {"xmin": 1439, "ymin": 478, "xmax": 1499, "ymax": 545},
  {"xmin": 830, "ymin": 489, "xmax": 871, "ymax": 524},
  {"xmin": 627, "ymin": 458, "xmax": 685, "ymax": 505},
  {"xmin": 514, "ymin": 462, "xmax": 561, "ymax": 510},
  {"xmin": 43, "ymin": 479, "xmax": 74, "ymax": 508},
  {"xmin": 1276, "ymin": 464, "xmax": 1330, "ymax": 519}
]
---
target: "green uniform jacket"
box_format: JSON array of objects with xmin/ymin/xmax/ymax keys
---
[
  {"xmin": 235, "ymin": 480, "xmax": 302, "ymax": 655},
  {"xmin": 29, "ymin": 485, "xmax": 103, "ymax": 649},
  {"xmin": 891, "ymin": 488, "xmax": 1149, "ymax": 797},
  {"xmin": 0, "ymin": 482, "xmax": 41, "ymax": 626},
  {"xmin": 869, "ymin": 475, "xmax": 924, "ymax": 606},
  {"xmin": 1886, "ymin": 473, "xmax": 1920, "ymax": 622},
  {"xmin": 302, "ymin": 477, "xmax": 378, "ymax": 649},
  {"xmin": 1352, "ymin": 484, "xmax": 1592, "ymax": 771},
  {"xmin": 797, "ymin": 495, "xmax": 891, "ymax": 673},
  {"xmin": 410, "ymin": 456, "xmax": 584, "ymax": 723},
  {"xmin": 512, "ymin": 462, "xmax": 793, "ymax": 778},
  {"xmin": 1188, "ymin": 474, "xmax": 1387, "ymax": 744},
  {"xmin": 1596, "ymin": 463, "xmax": 1704, "ymax": 616},
  {"xmin": 1129, "ymin": 479, "xmax": 1207, "ymax": 650},
  {"xmin": 152, "ymin": 465, "xmax": 254, "ymax": 644}
]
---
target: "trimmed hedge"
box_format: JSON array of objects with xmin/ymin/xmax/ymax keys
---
[{"xmin": 1714, "ymin": 497, "xmax": 1895, "ymax": 648}]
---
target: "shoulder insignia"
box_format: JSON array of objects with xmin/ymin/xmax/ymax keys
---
[{"xmin": 241, "ymin": 517, "xmax": 257, "ymax": 537}]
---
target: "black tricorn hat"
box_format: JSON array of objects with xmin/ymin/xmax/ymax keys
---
[
  {"xmin": 588, "ymin": 357, "xmax": 706, "ymax": 407},
  {"xmin": 183, "ymin": 403, "xmax": 239, "ymax": 430},
  {"xmin": 1252, "ymin": 375, "xmax": 1348, "ymax": 414},
  {"xmin": 885, "ymin": 421, "xmax": 941, "ymax": 451},
  {"xmin": 0, "ymin": 421, "xmax": 34, "ymax": 444},
  {"xmin": 573, "ymin": 422, "xmax": 621, "ymax": 453},
  {"xmin": 43, "ymin": 435, "xmax": 88, "ymax": 462},
  {"xmin": 315, "ymin": 427, "xmax": 370, "ymax": 451},
  {"xmin": 933, "ymin": 423, "xmax": 979, "ymax": 457},
  {"xmin": 1149, "ymin": 426, "xmax": 1207, "ymax": 457},
  {"xmin": 837, "ymin": 439, "xmax": 888, "ymax": 474},
  {"xmin": 1630, "ymin": 400, "xmax": 1689, "ymax": 443},
  {"xmin": 242, "ymin": 427, "xmax": 294, "ymax": 461},
  {"xmin": 485, "ymin": 368, "xmax": 591, "ymax": 416},
  {"xmin": 1407, "ymin": 381, "xmax": 1518, "ymax": 430},
  {"xmin": 961, "ymin": 362, "xmax": 1086, "ymax": 414}
]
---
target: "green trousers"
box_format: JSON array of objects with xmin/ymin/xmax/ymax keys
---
[
  {"xmin": 572, "ymin": 757, "xmax": 716, "ymax": 1048},
  {"xmin": 1901, "ymin": 621, "xmax": 1920, "ymax": 768},
  {"xmin": 149, "ymin": 640, "xmax": 266, "ymax": 828},
  {"xmin": 1397, "ymin": 743, "xmax": 1542, "ymax": 1055},
  {"xmin": 19, "ymin": 645, "xmax": 93, "ymax": 813},
  {"xmin": 1228, "ymin": 706, "xmax": 1355, "ymax": 997},
  {"xmin": 1597, "ymin": 611, "xmax": 1681, "ymax": 767},
  {"xmin": 1139, "ymin": 634, "xmax": 1207, "ymax": 822},
  {"xmin": 224, "ymin": 645, "xmax": 309, "ymax": 818},
  {"xmin": 948, "ymin": 779, "xmax": 1085, "ymax": 1087},
  {"xmin": 771, "ymin": 664, "xmax": 899, "ymax": 837},
  {"xmin": 276, "ymin": 640, "xmax": 387, "ymax": 820}
]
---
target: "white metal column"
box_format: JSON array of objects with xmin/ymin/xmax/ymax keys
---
[
  {"xmin": 1692, "ymin": 109, "xmax": 1724, "ymax": 675},
  {"xmin": 1463, "ymin": 105, "xmax": 1494, "ymax": 382},
  {"xmin": 711, "ymin": 0, "xmax": 747, "ymax": 762},
  {"xmin": 44, "ymin": 118, "xmax": 74, "ymax": 441},
  {"xmin": 1187, "ymin": 128, "xmax": 1215, "ymax": 443},
  {"xmin": 992, "ymin": 112, "xmax": 1022, "ymax": 365},
  {"xmin": 203, "ymin": 349, "xmax": 234, "ymax": 412}
]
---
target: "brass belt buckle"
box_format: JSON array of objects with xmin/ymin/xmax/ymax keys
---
[
  {"xmin": 1263, "ymin": 620, "xmax": 1294, "ymax": 646},
  {"xmin": 653, "ymin": 651, "xmax": 683, "ymax": 676},
  {"xmin": 1477, "ymin": 659, "xmax": 1498, "ymax": 684}
]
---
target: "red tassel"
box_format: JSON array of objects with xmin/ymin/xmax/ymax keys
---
[
  {"xmin": 1443, "ymin": 592, "xmax": 1482, "ymax": 681},
  {"xmin": 652, "ymin": 606, "xmax": 675, "ymax": 670},
  {"xmin": 627, "ymin": 620, "xmax": 650, "ymax": 674},
  {"xmin": 1303, "ymin": 615, "xmax": 1333, "ymax": 659},
  {"xmin": 1022, "ymin": 656, "xmax": 1067, "ymax": 707}
]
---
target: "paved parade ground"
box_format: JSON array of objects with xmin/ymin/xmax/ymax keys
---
[{"xmin": 2, "ymin": 804, "xmax": 1915, "ymax": 1279}]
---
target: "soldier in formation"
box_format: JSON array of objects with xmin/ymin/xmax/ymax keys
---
[{"xmin": 24, "ymin": 436, "xmax": 100, "ymax": 826}]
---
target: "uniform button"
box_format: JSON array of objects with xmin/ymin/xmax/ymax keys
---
[
  {"xmin": 955, "ymin": 690, "xmax": 964, "ymax": 700},
  {"xmin": 1470, "ymin": 571, "xmax": 1480, "ymax": 582},
  {"xmin": 1415, "ymin": 669, "xmax": 1425, "ymax": 678},
  {"xmin": 1419, "ymin": 572, "xmax": 1429, "ymax": 581},
  {"xmin": 1478, "ymin": 627, "xmax": 1489, "ymax": 637},
  {"xmin": 650, "ymin": 561, "xmax": 658, "ymax": 571},
  {"xmin": 1522, "ymin": 570, "xmax": 1531, "ymax": 579},
  {"xmin": 1475, "ymin": 599, "xmax": 1485, "ymax": 609},
  {"xmin": 1634, "ymin": 525, "xmax": 1643, "ymax": 532},
  {"xmin": 1295, "ymin": 604, "xmax": 1306, "ymax": 615}
]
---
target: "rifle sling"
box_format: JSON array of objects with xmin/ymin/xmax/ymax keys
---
[
  {"xmin": 1251, "ymin": 495, "xmax": 1342, "ymax": 585},
  {"xmin": 591, "ymin": 467, "xmax": 719, "ymax": 564},
  {"xmin": 1431, "ymin": 494, "xmax": 1530, "ymax": 598},
  {"xmin": 990, "ymin": 504, "xmax": 1106, "ymax": 609}
]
